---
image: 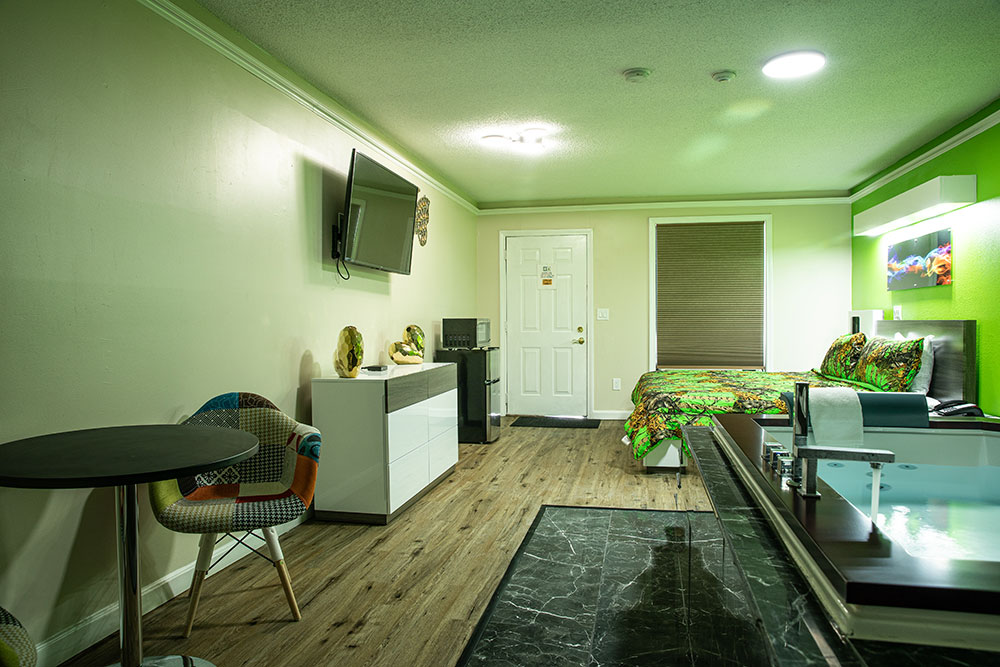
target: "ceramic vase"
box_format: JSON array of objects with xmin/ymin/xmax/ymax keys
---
[
  {"xmin": 334, "ymin": 326, "xmax": 364, "ymax": 377},
  {"xmin": 389, "ymin": 324, "xmax": 425, "ymax": 364}
]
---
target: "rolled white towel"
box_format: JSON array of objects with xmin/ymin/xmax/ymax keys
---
[{"xmin": 809, "ymin": 387, "xmax": 863, "ymax": 446}]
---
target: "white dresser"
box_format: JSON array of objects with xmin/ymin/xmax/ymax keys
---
[{"xmin": 311, "ymin": 362, "xmax": 458, "ymax": 524}]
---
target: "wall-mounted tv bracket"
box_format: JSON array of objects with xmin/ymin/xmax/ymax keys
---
[
  {"xmin": 333, "ymin": 212, "xmax": 350, "ymax": 280},
  {"xmin": 331, "ymin": 213, "xmax": 343, "ymax": 260}
]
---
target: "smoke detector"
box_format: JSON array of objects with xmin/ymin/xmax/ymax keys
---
[
  {"xmin": 622, "ymin": 67, "xmax": 652, "ymax": 83},
  {"xmin": 711, "ymin": 70, "xmax": 737, "ymax": 83}
]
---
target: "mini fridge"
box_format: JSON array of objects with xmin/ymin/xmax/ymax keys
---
[{"xmin": 435, "ymin": 347, "xmax": 500, "ymax": 443}]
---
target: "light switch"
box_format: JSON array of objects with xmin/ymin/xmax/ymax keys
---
[
  {"xmin": 893, "ymin": 305, "xmax": 903, "ymax": 320},
  {"xmin": 597, "ymin": 308, "xmax": 609, "ymax": 320},
  {"xmin": 612, "ymin": 378, "xmax": 622, "ymax": 391}
]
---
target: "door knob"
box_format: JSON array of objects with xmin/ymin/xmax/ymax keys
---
[{"xmin": 574, "ymin": 337, "xmax": 585, "ymax": 344}]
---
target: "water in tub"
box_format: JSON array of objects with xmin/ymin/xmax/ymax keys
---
[{"xmin": 766, "ymin": 426, "xmax": 1000, "ymax": 562}]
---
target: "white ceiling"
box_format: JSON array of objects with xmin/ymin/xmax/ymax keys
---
[{"xmin": 194, "ymin": 0, "xmax": 1000, "ymax": 208}]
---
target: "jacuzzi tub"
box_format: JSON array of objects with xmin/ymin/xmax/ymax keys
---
[
  {"xmin": 767, "ymin": 424, "xmax": 1000, "ymax": 563},
  {"xmin": 711, "ymin": 413, "xmax": 1000, "ymax": 651}
]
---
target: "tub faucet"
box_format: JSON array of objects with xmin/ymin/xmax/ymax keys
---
[
  {"xmin": 788, "ymin": 382, "xmax": 895, "ymax": 503},
  {"xmin": 793, "ymin": 381, "xmax": 810, "ymax": 447},
  {"xmin": 785, "ymin": 382, "xmax": 809, "ymax": 490}
]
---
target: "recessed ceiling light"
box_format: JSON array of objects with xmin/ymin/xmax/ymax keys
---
[
  {"xmin": 762, "ymin": 51, "xmax": 826, "ymax": 79},
  {"xmin": 480, "ymin": 134, "xmax": 508, "ymax": 145}
]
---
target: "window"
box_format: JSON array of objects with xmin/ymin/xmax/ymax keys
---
[{"xmin": 653, "ymin": 220, "xmax": 765, "ymax": 369}]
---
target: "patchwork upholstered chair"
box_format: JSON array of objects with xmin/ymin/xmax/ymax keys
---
[
  {"xmin": 0, "ymin": 606, "xmax": 36, "ymax": 667},
  {"xmin": 149, "ymin": 392, "xmax": 321, "ymax": 636}
]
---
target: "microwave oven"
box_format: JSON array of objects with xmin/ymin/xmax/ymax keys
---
[{"xmin": 442, "ymin": 318, "xmax": 491, "ymax": 349}]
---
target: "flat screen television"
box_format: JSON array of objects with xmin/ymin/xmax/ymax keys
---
[{"xmin": 334, "ymin": 149, "xmax": 419, "ymax": 275}]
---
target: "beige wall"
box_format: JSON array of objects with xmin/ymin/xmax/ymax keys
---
[
  {"xmin": 476, "ymin": 203, "xmax": 852, "ymax": 414},
  {"xmin": 0, "ymin": 1, "xmax": 855, "ymax": 658},
  {"xmin": 0, "ymin": 0, "xmax": 476, "ymax": 658}
]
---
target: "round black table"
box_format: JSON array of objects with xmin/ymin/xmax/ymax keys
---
[{"xmin": 0, "ymin": 424, "xmax": 258, "ymax": 667}]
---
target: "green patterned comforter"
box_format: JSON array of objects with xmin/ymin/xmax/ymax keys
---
[{"xmin": 623, "ymin": 369, "xmax": 859, "ymax": 459}]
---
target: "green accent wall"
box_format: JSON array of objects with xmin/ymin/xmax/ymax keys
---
[{"xmin": 852, "ymin": 120, "xmax": 1000, "ymax": 414}]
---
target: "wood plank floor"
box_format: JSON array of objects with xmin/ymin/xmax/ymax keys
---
[{"xmin": 64, "ymin": 419, "xmax": 712, "ymax": 667}]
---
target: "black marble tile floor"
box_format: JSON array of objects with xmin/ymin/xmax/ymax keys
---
[
  {"xmin": 459, "ymin": 428, "xmax": 1000, "ymax": 667},
  {"xmin": 458, "ymin": 505, "xmax": 772, "ymax": 667}
]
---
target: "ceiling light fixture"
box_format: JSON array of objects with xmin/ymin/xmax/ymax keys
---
[
  {"xmin": 762, "ymin": 50, "xmax": 826, "ymax": 79},
  {"xmin": 480, "ymin": 127, "xmax": 552, "ymax": 150},
  {"xmin": 518, "ymin": 127, "xmax": 547, "ymax": 144}
]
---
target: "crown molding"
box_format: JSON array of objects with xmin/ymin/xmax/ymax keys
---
[
  {"xmin": 137, "ymin": 0, "xmax": 478, "ymax": 214},
  {"xmin": 477, "ymin": 196, "xmax": 850, "ymax": 216},
  {"xmin": 135, "ymin": 1, "xmax": 1000, "ymax": 219},
  {"xmin": 849, "ymin": 107, "xmax": 1000, "ymax": 204}
]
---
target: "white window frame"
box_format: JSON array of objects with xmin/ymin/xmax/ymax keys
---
[{"xmin": 647, "ymin": 215, "xmax": 774, "ymax": 371}]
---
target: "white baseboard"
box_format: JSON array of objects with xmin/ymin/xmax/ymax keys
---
[
  {"xmin": 34, "ymin": 513, "xmax": 308, "ymax": 667},
  {"xmin": 591, "ymin": 409, "xmax": 631, "ymax": 420}
]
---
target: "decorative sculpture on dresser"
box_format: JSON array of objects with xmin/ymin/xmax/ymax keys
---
[
  {"xmin": 388, "ymin": 324, "xmax": 425, "ymax": 364},
  {"xmin": 334, "ymin": 326, "xmax": 364, "ymax": 378}
]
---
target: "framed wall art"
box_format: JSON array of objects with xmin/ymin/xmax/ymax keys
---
[{"xmin": 887, "ymin": 229, "xmax": 951, "ymax": 291}]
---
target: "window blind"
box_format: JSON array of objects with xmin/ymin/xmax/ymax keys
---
[{"xmin": 655, "ymin": 221, "xmax": 764, "ymax": 369}]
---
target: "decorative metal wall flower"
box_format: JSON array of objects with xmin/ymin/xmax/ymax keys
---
[{"xmin": 415, "ymin": 195, "xmax": 430, "ymax": 246}]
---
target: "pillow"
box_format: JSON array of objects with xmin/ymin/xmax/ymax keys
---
[
  {"xmin": 894, "ymin": 332, "xmax": 935, "ymax": 394},
  {"xmin": 850, "ymin": 336, "xmax": 925, "ymax": 392},
  {"xmin": 818, "ymin": 332, "xmax": 867, "ymax": 379}
]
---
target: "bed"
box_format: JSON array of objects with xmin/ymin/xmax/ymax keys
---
[{"xmin": 624, "ymin": 319, "xmax": 977, "ymax": 464}]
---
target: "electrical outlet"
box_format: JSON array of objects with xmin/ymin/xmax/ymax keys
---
[
  {"xmin": 893, "ymin": 305, "xmax": 903, "ymax": 320},
  {"xmin": 612, "ymin": 377, "xmax": 621, "ymax": 391},
  {"xmin": 597, "ymin": 308, "xmax": 609, "ymax": 321}
]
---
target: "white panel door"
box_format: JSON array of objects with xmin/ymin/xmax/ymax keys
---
[{"xmin": 505, "ymin": 235, "xmax": 588, "ymax": 416}]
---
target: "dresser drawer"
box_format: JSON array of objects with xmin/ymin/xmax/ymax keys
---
[
  {"xmin": 428, "ymin": 426, "xmax": 458, "ymax": 480},
  {"xmin": 386, "ymin": 400, "xmax": 428, "ymax": 463},
  {"xmin": 426, "ymin": 389, "xmax": 458, "ymax": 440},
  {"xmin": 385, "ymin": 364, "xmax": 457, "ymax": 413},
  {"xmin": 388, "ymin": 445, "xmax": 429, "ymax": 513},
  {"xmin": 426, "ymin": 363, "xmax": 457, "ymax": 397}
]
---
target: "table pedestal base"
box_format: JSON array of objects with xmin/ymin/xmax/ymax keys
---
[{"xmin": 111, "ymin": 656, "xmax": 215, "ymax": 666}]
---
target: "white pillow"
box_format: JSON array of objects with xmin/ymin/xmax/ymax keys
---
[{"xmin": 894, "ymin": 332, "xmax": 934, "ymax": 394}]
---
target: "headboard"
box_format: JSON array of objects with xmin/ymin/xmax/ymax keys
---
[{"xmin": 874, "ymin": 319, "xmax": 977, "ymax": 403}]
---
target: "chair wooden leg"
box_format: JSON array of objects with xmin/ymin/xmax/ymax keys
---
[
  {"xmin": 183, "ymin": 532, "xmax": 216, "ymax": 637},
  {"xmin": 263, "ymin": 526, "xmax": 301, "ymax": 620},
  {"xmin": 183, "ymin": 570, "xmax": 206, "ymax": 637},
  {"xmin": 275, "ymin": 559, "xmax": 301, "ymax": 621}
]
